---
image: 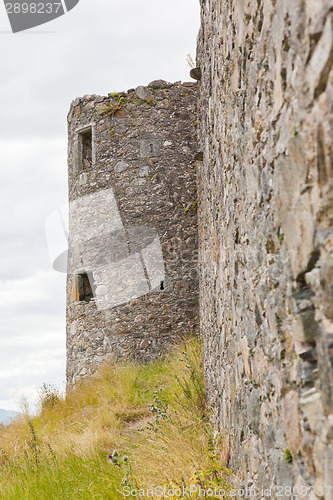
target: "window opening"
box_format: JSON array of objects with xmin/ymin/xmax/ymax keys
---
[
  {"xmin": 77, "ymin": 272, "xmax": 95, "ymax": 303},
  {"xmin": 79, "ymin": 128, "xmax": 92, "ymax": 172}
]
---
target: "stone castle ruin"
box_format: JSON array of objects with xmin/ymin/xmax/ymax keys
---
[
  {"xmin": 65, "ymin": 0, "xmax": 333, "ymax": 496},
  {"xmin": 66, "ymin": 81, "xmax": 199, "ymax": 384}
]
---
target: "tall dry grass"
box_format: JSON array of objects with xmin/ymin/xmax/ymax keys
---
[{"xmin": 0, "ymin": 338, "xmax": 231, "ymax": 499}]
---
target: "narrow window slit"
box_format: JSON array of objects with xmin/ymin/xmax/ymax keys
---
[
  {"xmin": 77, "ymin": 272, "xmax": 95, "ymax": 303},
  {"xmin": 79, "ymin": 128, "xmax": 92, "ymax": 172}
]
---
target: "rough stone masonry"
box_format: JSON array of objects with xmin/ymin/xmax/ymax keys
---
[
  {"xmin": 65, "ymin": 0, "xmax": 333, "ymax": 496},
  {"xmin": 196, "ymin": 0, "xmax": 333, "ymax": 497},
  {"xmin": 66, "ymin": 80, "xmax": 199, "ymax": 385}
]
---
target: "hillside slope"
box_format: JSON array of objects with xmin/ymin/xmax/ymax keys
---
[
  {"xmin": 0, "ymin": 409, "xmax": 20, "ymax": 426},
  {"xmin": 0, "ymin": 339, "xmax": 231, "ymax": 499}
]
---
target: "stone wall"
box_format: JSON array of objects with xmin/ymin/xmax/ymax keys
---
[
  {"xmin": 196, "ymin": 0, "xmax": 333, "ymax": 496},
  {"xmin": 66, "ymin": 80, "xmax": 199, "ymax": 385}
]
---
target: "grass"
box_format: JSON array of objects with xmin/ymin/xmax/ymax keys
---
[{"xmin": 0, "ymin": 338, "xmax": 231, "ymax": 499}]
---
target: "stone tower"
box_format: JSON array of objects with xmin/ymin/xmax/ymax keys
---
[{"xmin": 66, "ymin": 80, "xmax": 199, "ymax": 385}]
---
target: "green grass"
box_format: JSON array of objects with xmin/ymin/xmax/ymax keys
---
[{"xmin": 0, "ymin": 338, "xmax": 231, "ymax": 499}]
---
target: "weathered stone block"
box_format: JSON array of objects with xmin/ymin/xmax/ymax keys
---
[
  {"xmin": 139, "ymin": 138, "xmax": 161, "ymax": 158},
  {"xmin": 282, "ymin": 391, "xmax": 302, "ymax": 456},
  {"xmin": 300, "ymin": 388, "xmax": 324, "ymax": 432},
  {"xmin": 135, "ymin": 86, "xmax": 153, "ymax": 101}
]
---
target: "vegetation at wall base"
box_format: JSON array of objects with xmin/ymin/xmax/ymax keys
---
[{"xmin": 0, "ymin": 338, "xmax": 231, "ymax": 499}]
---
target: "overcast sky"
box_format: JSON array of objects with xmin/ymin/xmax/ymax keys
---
[{"xmin": 0, "ymin": 0, "xmax": 199, "ymax": 411}]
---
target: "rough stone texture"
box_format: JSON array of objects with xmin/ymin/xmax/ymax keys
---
[
  {"xmin": 196, "ymin": 0, "xmax": 333, "ymax": 496},
  {"xmin": 66, "ymin": 81, "xmax": 199, "ymax": 385}
]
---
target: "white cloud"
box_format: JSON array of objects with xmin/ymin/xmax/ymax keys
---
[
  {"xmin": 0, "ymin": 271, "xmax": 66, "ymax": 411},
  {"xmin": 0, "ymin": 138, "xmax": 67, "ymax": 279},
  {"xmin": 0, "ymin": 0, "xmax": 200, "ymax": 410}
]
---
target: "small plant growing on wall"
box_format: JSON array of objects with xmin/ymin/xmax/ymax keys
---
[
  {"xmin": 99, "ymin": 93, "xmax": 127, "ymax": 117},
  {"xmin": 186, "ymin": 54, "xmax": 195, "ymax": 68},
  {"xmin": 283, "ymin": 448, "xmax": 292, "ymax": 463}
]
